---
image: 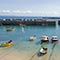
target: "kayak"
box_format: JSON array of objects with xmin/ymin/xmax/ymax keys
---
[{"xmin": 1, "ymin": 43, "xmax": 13, "ymax": 47}]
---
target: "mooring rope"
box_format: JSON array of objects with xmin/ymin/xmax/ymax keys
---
[
  {"xmin": 48, "ymin": 42, "xmax": 58, "ymax": 60},
  {"xmin": 29, "ymin": 43, "xmax": 47, "ymax": 60}
]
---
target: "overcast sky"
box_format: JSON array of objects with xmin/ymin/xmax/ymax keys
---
[{"xmin": 0, "ymin": 0, "xmax": 60, "ymax": 16}]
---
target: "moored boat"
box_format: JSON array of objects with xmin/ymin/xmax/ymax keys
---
[
  {"xmin": 51, "ymin": 36, "xmax": 58, "ymax": 43},
  {"xmin": 6, "ymin": 28, "xmax": 15, "ymax": 31},
  {"xmin": 41, "ymin": 36, "xmax": 49, "ymax": 43},
  {"xmin": 38, "ymin": 47, "xmax": 47, "ymax": 56},
  {"xmin": 29, "ymin": 35, "xmax": 36, "ymax": 41}
]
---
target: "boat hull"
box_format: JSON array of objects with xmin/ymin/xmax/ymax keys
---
[
  {"xmin": 6, "ymin": 28, "xmax": 15, "ymax": 31},
  {"xmin": 29, "ymin": 36, "xmax": 36, "ymax": 41},
  {"xmin": 41, "ymin": 40, "xmax": 49, "ymax": 43},
  {"xmin": 38, "ymin": 52, "xmax": 47, "ymax": 56},
  {"xmin": 1, "ymin": 43, "xmax": 13, "ymax": 47},
  {"xmin": 51, "ymin": 40, "xmax": 58, "ymax": 43}
]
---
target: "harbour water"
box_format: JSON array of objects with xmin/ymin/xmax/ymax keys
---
[{"xmin": 0, "ymin": 25, "xmax": 60, "ymax": 60}]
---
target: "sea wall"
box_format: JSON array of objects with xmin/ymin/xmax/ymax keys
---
[
  {"xmin": 0, "ymin": 18, "xmax": 56, "ymax": 26},
  {"xmin": 58, "ymin": 21, "xmax": 60, "ymax": 25}
]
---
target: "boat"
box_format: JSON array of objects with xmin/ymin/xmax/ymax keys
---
[
  {"xmin": 38, "ymin": 47, "xmax": 47, "ymax": 56},
  {"xmin": 1, "ymin": 40, "xmax": 13, "ymax": 47},
  {"xmin": 6, "ymin": 28, "xmax": 15, "ymax": 31},
  {"xmin": 51, "ymin": 36, "xmax": 58, "ymax": 43},
  {"xmin": 29, "ymin": 35, "xmax": 36, "ymax": 41},
  {"xmin": 40, "ymin": 48, "xmax": 47, "ymax": 54},
  {"xmin": 1, "ymin": 43, "xmax": 13, "ymax": 47},
  {"xmin": 41, "ymin": 36, "xmax": 49, "ymax": 43}
]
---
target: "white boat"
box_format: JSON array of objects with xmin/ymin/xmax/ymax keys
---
[
  {"xmin": 29, "ymin": 35, "xmax": 36, "ymax": 41},
  {"xmin": 51, "ymin": 36, "xmax": 58, "ymax": 42},
  {"xmin": 40, "ymin": 48, "xmax": 47, "ymax": 55},
  {"xmin": 41, "ymin": 36, "xmax": 49, "ymax": 42}
]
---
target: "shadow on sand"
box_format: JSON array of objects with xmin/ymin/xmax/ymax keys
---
[
  {"xmin": 29, "ymin": 42, "xmax": 48, "ymax": 60},
  {"xmin": 48, "ymin": 41, "xmax": 58, "ymax": 60}
]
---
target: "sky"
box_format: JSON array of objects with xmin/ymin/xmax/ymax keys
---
[{"xmin": 0, "ymin": 0, "xmax": 60, "ymax": 16}]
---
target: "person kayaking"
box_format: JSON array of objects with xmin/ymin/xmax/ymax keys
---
[
  {"xmin": 1, "ymin": 40, "xmax": 13, "ymax": 47},
  {"xmin": 7, "ymin": 40, "xmax": 13, "ymax": 44}
]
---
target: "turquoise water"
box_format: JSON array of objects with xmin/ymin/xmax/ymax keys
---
[{"xmin": 0, "ymin": 25, "xmax": 60, "ymax": 60}]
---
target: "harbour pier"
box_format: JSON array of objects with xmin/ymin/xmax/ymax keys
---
[{"xmin": 0, "ymin": 18, "xmax": 56, "ymax": 26}]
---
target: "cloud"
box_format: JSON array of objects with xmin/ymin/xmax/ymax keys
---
[
  {"xmin": 0, "ymin": 10, "xmax": 59, "ymax": 16},
  {"xmin": 53, "ymin": 11, "xmax": 58, "ymax": 15},
  {"xmin": 2, "ymin": 10, "xmax": 10, "ymax": 13},
  {"xmin": 12, "ymin": 10, "xmax": 32, "ymax": 14},
  {"xmin": 12, "ymin": 10, "xmax": 21, "ymax": 13},
  {"xmin": 33, "ymin": 11, "xmax": 59, "ymax": 16},
  {"xmin": 26, "ymin": 10, "xmax": 32, "ymax": 13},
  {"xmin": 0, "ymin": 10, "xmax": 32, "ymax": 15}
]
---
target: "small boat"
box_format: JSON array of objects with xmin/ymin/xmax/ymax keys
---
[
  {"xmin": 41, "ymin": 36, "xmax": 49, "ymax": 43},
  {"xmin": 40, "ymin": 48, "xmax": 47, "ymax": 55},
  {"xmin": 1, "ymin": 43, "xmax": 13, "ymax": 47},
  {"xmin": 38, "ymin": 47, "xmax": 47, "ymax": 56},
  {"xmin": 29, "ymin": 35, "xmax": 36, "ymax": 41},
  {"xmin": 51, "ymin": 36, "xmax": 58, "ymax": 43},
  {"xmin": 1, "ymin": 40, "xmax": 13, "ymax": 47},
  {"xmin": 6, "ymin": 28, "xmax": 15, "ymax": 31}
]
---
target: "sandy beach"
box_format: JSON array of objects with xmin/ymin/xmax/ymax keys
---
[
  {"xmin": 0, "ymin": 52, "xmax": 47, "ymax": 60},
  {"xmin": 0, "ymin": 46, "xmax": 51, "ymax": 60},
  {"xmin": 0, "ymin": 49, "xmax": 30, "ymax": 60},
  {"xmin": 0, "ymin": 52, "xmax": 59, "ymax": 60},
  {"xmin": 0, "ymin": 47, "xmax": 49, "ymax": 60}
]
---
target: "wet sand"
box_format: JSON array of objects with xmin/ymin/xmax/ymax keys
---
[
  {"xmin": 0, "ymin": 49, "xmax": 60, "ymax": 60},
  {"xmin": 0, "ymin": 52, "xmax": 48, "ymax": 60},
  {"xmin": 0, "ymin": 50, "xmax": 30, "ymax": 60}
]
